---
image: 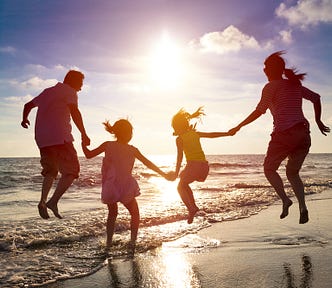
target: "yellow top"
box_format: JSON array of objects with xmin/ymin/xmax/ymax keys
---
[{"xmin": 180, "ymin": 130, "xmax": 206, "ymax": 161}]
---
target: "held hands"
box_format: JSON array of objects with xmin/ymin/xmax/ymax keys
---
[
  {"xmin": 164, "ymin": 171, "xmax": 177, "ymax": 181},
  {"xmin": 82, "ymin": 134, "xmax": 91, "ymax": 146},
  {"xmin": 227, "ymin": 126, "xmax": 240, "ymax": 136}
]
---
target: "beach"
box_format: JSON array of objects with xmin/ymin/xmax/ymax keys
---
[{"xmin": 46, "ymin": 189, "xmax": 332, "ymax": 288}]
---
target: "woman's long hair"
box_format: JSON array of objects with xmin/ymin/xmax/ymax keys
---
[{"xmin": 265, "ymin": 51, "xmax": 306, "ymax": 85}]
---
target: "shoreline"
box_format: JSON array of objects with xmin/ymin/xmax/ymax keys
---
[{"xmin": 45, "ymin": 189, "xmax": 332, "ymax": 288}]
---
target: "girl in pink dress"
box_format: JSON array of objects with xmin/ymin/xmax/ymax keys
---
[{"xmin": 82, "ymin": 119, "xmax": 170, "ymax": 254}]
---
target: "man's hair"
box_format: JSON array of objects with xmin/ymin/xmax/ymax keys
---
[{"xmin": 63, "ymin": 70, "xmax": 84, "ymax": 86}]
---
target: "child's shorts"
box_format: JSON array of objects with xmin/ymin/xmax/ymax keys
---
[{"xmin": 180, "ymin": 161, "xmax": 209, "ymax": 184}]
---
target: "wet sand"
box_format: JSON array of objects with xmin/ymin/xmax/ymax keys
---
[{"xmin": 46, "ymin": 189, "xmax": 332, "ymax": 288}]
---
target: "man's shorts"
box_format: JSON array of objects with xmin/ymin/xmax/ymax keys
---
[
  {"xmin": 39, "ymin": 142, "xmax": 80, "ymax": 179},
  {"xmin": 180, "ymin": 161, "xmax": 209, "ymax": 184},
  {"xmin": 264, "ymin": 122, "xmax": 311, "ymax": 172}
]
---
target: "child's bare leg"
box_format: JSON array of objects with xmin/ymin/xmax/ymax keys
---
[
  {"xmin": 124, "ymin": 199, "xmax": 140, "ymax": 254},
  {"xmin": 106, "ymin": 203, "xmax": 118, "ymax": 251},
  {"xmin": 177, "ymin": 181, "xmax": 199, "ymax": 224}
]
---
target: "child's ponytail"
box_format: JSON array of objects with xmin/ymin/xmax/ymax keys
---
[
  {"xmin": 189, "ymin": 106, "xmax": 205, "ymax": 120},
  {"xmin": 103, "ymin": 120, "xmax": 114, "ymax": 134}
]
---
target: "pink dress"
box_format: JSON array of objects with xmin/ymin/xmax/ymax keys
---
[{"xmin": 101, "ymin": 141, "xmax": 140, "ymax": 204}]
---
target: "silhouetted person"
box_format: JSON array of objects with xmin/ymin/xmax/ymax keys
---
[
  {"xmin": 81, "ymin": 119, "xmax": 171, "ymax": 254},
  {"xmin": 169, "ymin": 107, "xmax": 232, "ymax": 224},
  {"xmin": 229, "ymin": 51, "xmax": 330, "ymax": 224},
  {"xmin": 21, "ymin": 70, "xmax": 90, "ymax": 219}
]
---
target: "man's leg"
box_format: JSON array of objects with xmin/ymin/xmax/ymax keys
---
[
  {"xmin": 46, "ymin": 174, "xmax": 75, "ymax": 219},
  {"xmin": 46, "ymin": 143, "xmax": 79, "ymax": 219},
  {"xmin": 38, "ymin": 175, "xmax": 54, "ymax": 219}
]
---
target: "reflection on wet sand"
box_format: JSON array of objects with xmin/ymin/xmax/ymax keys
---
[
  {"xmin": 106, "ymin": 247, "xmax": 202, "ymax": 287},
  {"xmin": 282, "ymin": 255, "xmax": 312, "ymax": 288}
]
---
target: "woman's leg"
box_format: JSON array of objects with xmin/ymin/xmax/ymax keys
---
[
  {"xmin": 264, "ymin": 136, "xmax": 293, "ymax": 219},
  {"xmin": 106, "ymin": 203, "xmax": 118, "ymax": 250},
  {"xmin": 264, "ymin": 167, "xmax": 293, "ymax": 218}
]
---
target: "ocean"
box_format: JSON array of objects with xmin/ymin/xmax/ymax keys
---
[{"xmin": 0, "ymin": 154, "xmax": 331, "ymax": 287}]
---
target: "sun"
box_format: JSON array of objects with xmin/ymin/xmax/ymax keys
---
[{"xmin": 149, "ymin": 32, "xmax": 184, "ymax": 89}]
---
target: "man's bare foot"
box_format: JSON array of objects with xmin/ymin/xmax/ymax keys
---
[
  {"xmin": 38, "ymin": 202, "xmax": 50, "ymax": 219},
  {"xmin": 46, "ymin": 201, "xmax": 63, "ymax": 219},
  {"xmin": 187, "ymin": 207, "xmax": 199, "ymax": 224},
  {"xmin": 280, "ymin": 199, "xmax": 293, "ymax": 219}
]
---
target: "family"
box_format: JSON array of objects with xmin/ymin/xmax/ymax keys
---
[{"xmin": 21, "ymin": 51, "xmax": 330, "ymax": 253}]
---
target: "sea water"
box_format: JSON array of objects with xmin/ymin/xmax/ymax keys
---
[{"xmin": 0, "ymin": 154, "xmax": 331, "ymax": 287}]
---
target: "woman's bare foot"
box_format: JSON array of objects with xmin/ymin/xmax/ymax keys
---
[
  {"xmin": 46, "ymin": 201, "xmax": 63, "ymax": 219},
  {"xmin": 299, "ymin": 209, "xmax": 309, "ymax": 224},
  {"xmin": 280, "ymin": 199, "xmax": 293, "ymax": 219}
]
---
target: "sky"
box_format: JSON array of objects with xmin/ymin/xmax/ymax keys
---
[{"xmin": 1, "ymin": 0, "xmax": 331, "ymax": 157}]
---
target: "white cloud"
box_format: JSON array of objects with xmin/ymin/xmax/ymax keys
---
[
  {"xmin": 276, "ymin": 0, "xmax": 332, "ymax": 29},
  {"xmin": 279, "ymin": 29, "xmax": 293, "ymax": 44},
  {"xmin": 0, "ymin": 46, "xmax": 16, "ymax": 54},
  {"xmin": 6, "ymin": 77, "xmax": 57, "ymax": 92},
  {"xmin": 4, "ymin": 94, "xmax": 33, "ymax": 105},
  {"xmin": 192, "ymin": 25, "xmax": 260, "ymax": 54},
  {"xmin": 19, "ymin": 77, "xmax": 57, "ymax": 90}
]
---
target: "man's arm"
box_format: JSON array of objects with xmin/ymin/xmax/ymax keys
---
[
  {"xmin": 21, "ymin": 101, "xmax": 36, "ymax": 128},
  {"xmin": 69, "ymin": 104, "xmax": 90, "ymax": 146}
]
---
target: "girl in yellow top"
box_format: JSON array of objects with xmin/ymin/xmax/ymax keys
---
[{"xmin": 170, "ymin": 107, "xmax": 232, "ymax": 224}]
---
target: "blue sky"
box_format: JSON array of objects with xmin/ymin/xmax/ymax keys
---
[{"xmin": 1, "ymin": 0, "xmax": 331, "ymax": 157}]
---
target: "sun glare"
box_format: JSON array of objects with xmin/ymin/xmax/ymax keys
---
[
  {"xmin": 148, "ymin": 176, "xmax": 179, "ymax": 204},
  {"xmin": 149, "ymin": 32, "xmax": 184, "ymax": 89}
]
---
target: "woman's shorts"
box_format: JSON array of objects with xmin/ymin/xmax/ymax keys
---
[
  {"xmin": 264, "ymin": 122, "xmax": 311, "ymax": 172},
  {"xmin": 40, "ymin": 142, "xmax": 80, "ymax": 178},
  {"xmin": 180, "ymin": 161, "xmax": 209, "ymax": 184}
]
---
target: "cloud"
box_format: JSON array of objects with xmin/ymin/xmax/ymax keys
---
[
  {"xmin": 19, "ymin": 77, "xmax": 57, "ymax": 90},
  {"xmin": 5, "ymin": 77, "xmax": 57, "ymax": 93},
  {"xmin": 191, "ymin": 25, "xmax": 261, "ymax": 54},
  {"xmin": 4, "ymin": 94, "xmax": 33, "ymax": 104},
  {"xmin": 0, "ymin": 46, "xmax": 16, "ymax": 54},
  {"xmin": 279, "ymin": 29, "xmax": 293, "ymax": 44},
  {"xmin": 276, "ymin": 0, "xmax": 332, "ymax": 29}
]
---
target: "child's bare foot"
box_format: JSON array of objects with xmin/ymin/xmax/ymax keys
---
[
  {"xmin": 187, "ymin": 207, "xmax": 199, "ymax": 224},
  {"xmin": 280, "ymin": 199, "xmax": 293, "ymax": 219},
  {"xmin": 38, "ymin": 202, "xmax": 50, "ymax": 219},
  {"xmin": 46, "ymin": 201, "xmax": 63, "ymax": 219}
]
